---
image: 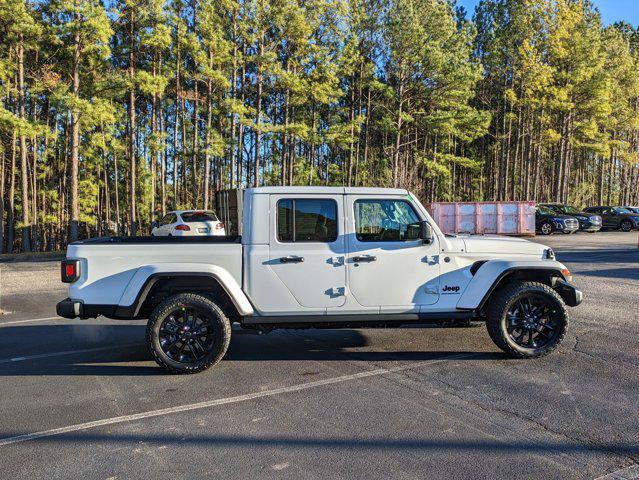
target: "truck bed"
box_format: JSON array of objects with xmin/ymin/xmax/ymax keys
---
[
  {"xmin": 71, "ymin": 235, "xmax": 241, "ymax": 244},
  {"xmin": 66, "ymin": 237, "xmax": 244, "ymax": 308}
]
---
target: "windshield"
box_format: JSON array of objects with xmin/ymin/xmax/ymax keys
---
[
  {"xmin": 537, "ymin": 205, "xmax": 556, "ymax": 215},
  {"xmin": 181, "ymin": 211, "xmax": 218, "ymax": 222},
  {"xmin": 561, "ymin": 205, "xmax": 581, "ymax": 215},
  {"xmin": 614, "ymin": 207, "xmax": 631, "ymax": 214}
]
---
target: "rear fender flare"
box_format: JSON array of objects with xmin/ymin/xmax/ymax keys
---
[
  {"xmin": 117, "ymin": 264, "xmax": 254, "ymax": 317},
  {"xmin": 456, "ymin": 260, "xmax": 568, "ymax": 311}
]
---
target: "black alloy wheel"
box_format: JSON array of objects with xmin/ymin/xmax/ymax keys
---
[
  {"xmin": 505, "ymin": 293, "xmax": 561, "ymax": 349},
  {"xmin": 158, "ymin": 306, "xmax": 216, "ymax": 363},
  {"xmin": 485, "ymin": 281, "xmax": 569, "ymax": 359},
  {"xmin": 147, "ymin": 293, "xmax": 231, "ymax": 374}
]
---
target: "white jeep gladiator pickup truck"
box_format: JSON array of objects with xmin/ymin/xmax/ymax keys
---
[{"xmin": 57, "ymin": 187, "xmax": 582, "ymax": 373}]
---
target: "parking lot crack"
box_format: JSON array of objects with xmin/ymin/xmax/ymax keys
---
[{"xmin": 419, "ymin": 373, "xmax": 639, "ymax": 466}]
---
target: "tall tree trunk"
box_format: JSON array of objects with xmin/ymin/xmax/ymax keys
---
[
  {"xmin": 18, "ymin": 38, "xmax": 30, "ymax": 251},
  {"xmin": 392, "ymin": 76, "xmax": 404, "ymax": 188},
  {"xmin": 69, "ymin": 18, "xmax": 81, "ymax": 243},
  {"xmin": 128, "ymin": 9, "xmax": 137, "ymax": 236},
  {"xmin": 204, "ymin": 61, "xmax": 213, "ymax": 210},
  {"xmin": 173, "ymin": 15, "xmax": 181, "ymax": 208},
  {"xmin": 8, "ymin": 130, "xmax": 16, "ymax": 252},
  {"xmin": 253, "ymin": 37, "xmax": 263, "ymax": 188},
  {"xmin": 229, "ymin": 11, "xmax": 238, "ymax": 189}
]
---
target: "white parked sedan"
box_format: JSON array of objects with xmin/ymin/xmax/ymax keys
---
[{"xmin": 151, "ymin": 210, "xmax": 226, "ymax": 236}]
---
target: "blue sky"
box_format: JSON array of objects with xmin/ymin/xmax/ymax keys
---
[{"xmin": 457, "ymin": 0, "xmax": 639, "ymax": 26}]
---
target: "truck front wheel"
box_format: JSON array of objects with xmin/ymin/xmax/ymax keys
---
[
  {"xmin": 485, "ymin": 281, "xmax": 569, "ymax": 359},
  {"xmin": 146, "ymin": 293, "xmax": 231, "ymax": 374}
]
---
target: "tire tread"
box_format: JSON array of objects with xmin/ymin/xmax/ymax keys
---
[
  {"xmin": 146, "ymin": 293, "xmax": 231, "ymax": 374},
  {"xmin": 485, "ymin": 281, "xmax": 569, "ymax": 359}
]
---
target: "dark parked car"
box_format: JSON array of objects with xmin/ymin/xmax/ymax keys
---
[
  {"xmin": 538, "ymin": 203, "xmax": 602, "ymax": 232},
  {"xmin": 583, "ymin": 206, "xmax": 639, "ymax": 232},
  {"xmin": 536, "ymin": 205, "xmax": 579, "ymax": 235}
]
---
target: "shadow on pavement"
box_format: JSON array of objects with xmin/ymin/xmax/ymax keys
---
[
  {"xmin": 557, "ymin": 249, "xmax": 639, "ymax": 264},
  {"xmin": 576, "ymin": 267, "xmax": 639, "ymax": 281},
  {"xmin": 2, "ymin": 432, "xmax": 637, "ymax": 458},
  {"xmin": 0, "ymin": 324, "xmax": 503, "ymax": 376}
]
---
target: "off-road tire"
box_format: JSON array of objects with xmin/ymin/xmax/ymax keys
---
[
  {"xmin": 540, "ymin": 222, "xmax": 553, "ymax": 235},
  {"xmin": 485, "ymin": 281, "xmax": 569, "ymax": 359},
  {"xmin": 620, "ymin": 220, "xmax": 633, "ymax": 232},
  {"xmin": 146, "ymin": 293, "xmax": 231, "ymax": 374}
]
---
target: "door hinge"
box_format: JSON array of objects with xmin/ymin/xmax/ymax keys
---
[
  {"xmin": 424, "ymin": 255, "xmax": 439, "ymax": 265},
  {"xmin": 327, "ymin": 286, "xmax": 345, "ymax": 297},
  {"xmin": 329, "ymin": 256, "xmax": 344, "ymax": 266}
]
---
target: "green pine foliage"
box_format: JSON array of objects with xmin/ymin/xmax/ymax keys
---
[{"xmin": 0, "ymin": 0, "xmax": 638, "ymax": 251}]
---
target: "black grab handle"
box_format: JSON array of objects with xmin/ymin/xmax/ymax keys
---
[
  {"xmin": 280, "ymin": 256, "xmax": 305, "ymax": 263},
  {"xmin": 352, "ymin": 255, "xmax": 377, "ymax": 263}
]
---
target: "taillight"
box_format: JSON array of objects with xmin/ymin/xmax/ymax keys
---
[
  {"xmin": 61, "ymin": 259, "xmax": 81, "ymax": 283},
  {"xmin": 175, "ymin": 224, "xmax": 191, "ymax": 231},
  {"xmin": 215, "ymin": 222, "xmax": 225, "ymax": 230}
]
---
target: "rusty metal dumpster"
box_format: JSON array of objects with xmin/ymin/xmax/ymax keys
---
[{"xmin": 427, "ymin": 202, "xmax": 536, "ymax": 236}]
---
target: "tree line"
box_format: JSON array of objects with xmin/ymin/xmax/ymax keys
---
[{"xmin": 1, "ymin": 0, "xmax": 638, "ymax": 252}]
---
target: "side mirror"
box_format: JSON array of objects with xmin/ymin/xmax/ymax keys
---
[
  {"xmin": 419, "ymin": 221, "xmax": 433, "ymax": 244},
  {"xmin": 151, "ymin": 221, "xmax": 159, "ymax": 229}
]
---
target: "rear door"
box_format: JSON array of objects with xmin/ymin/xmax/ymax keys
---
[
  {"xmin": 157, "ymin": 213, "xmax": 176, "ymax": 235},
  {"xmin": 268, "ymin": 195, "xmax": 346, "ymax": 308},
  {"xmin": 345, "ymin": 195, "xmax": 440, "ymax": 312},
  {"xmin": 599, "ymin": 207, "xmax": 615, "ymax": 227}
]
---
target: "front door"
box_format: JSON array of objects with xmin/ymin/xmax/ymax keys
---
[
  {"xmin": 268, "ymin": 195, "xmax": 346, "ymax": 309},
  {"xmin": 345, "ymin": 195, "xmax": 440, "ymax": 312}
]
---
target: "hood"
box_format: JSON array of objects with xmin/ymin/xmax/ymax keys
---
[
  {"xmin": 462, "ymin": 235, "xmax": 546, "ymax": 256},
  {"xmin": 540, "ymin": 213, "xmax": 575, "ymax": 220}
]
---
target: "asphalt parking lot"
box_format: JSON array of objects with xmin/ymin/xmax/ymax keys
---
[{"xmin": 0, "ymin": 232, "xmax": 637, "ymax": 479}]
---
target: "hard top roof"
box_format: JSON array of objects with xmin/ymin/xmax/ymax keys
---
[{"xmin": 245, "ymin": 186, "xmax": 410, "ymax": 195}]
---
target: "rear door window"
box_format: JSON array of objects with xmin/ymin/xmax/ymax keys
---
[
  {"xmin": 160, "ymin": 214, "xmax": 176, "ymax": 226},
  {"xmin": 277, "ymin": 199, "xmax": 338, "ymax": 243}
]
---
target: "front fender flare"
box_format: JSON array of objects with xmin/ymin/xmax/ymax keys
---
[
  {"xmin": 116, "ymin": 264, "xmax": 254, "ymax": 317},
  {"xmin": 456, "ymin": 260, "xmax": 568, "ymax": 310}
]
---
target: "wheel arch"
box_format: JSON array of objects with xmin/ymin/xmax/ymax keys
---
[
  {"xmin": 457, "ymin": 261, "xmax": 569, "ymax": 312},
  {"xmin": 116, "ymin": 265, "xmax": 254, "ymax": 320}
]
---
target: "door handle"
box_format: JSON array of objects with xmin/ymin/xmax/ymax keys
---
[
  {"xmin": 352, "ymin": 255, "xmax": 377, "ymax": 263},
  {"xmin": 280, "ymin": 255, "xmax": 305, "ymax": 264}
]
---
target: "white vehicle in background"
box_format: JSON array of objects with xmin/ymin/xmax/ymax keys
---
[{"xmin": 151, "ymin": 210, "xmax": 226, "ymax": 236}]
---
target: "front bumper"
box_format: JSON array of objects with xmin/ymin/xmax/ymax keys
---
[
  {"xmin": 579, "ymin": 221, "xmax": 601, "ymax": 232},
  {"xmin": 554, "ymin": 280, "xmax": 583, "ymax": 307}
]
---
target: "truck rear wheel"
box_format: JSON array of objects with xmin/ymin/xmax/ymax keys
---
[
  {"xmin": 485, "ymin": 281, "xmax": 568, "ymax": 359},
  {"xmin": 146, "ymin": 293, "xmax": 231, "ymax": 374}
]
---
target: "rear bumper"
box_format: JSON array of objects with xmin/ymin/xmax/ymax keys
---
[
  {"xmin": 554, "ymin": 280, "xmax": 583, "ymax": 307},
  {"xmin": 56, "ymin": 298, "xmax": 118, "ymax": 319},
  {"xmin": 56, "ymin": 298, "xmax": 81, "ymax": 318}
]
